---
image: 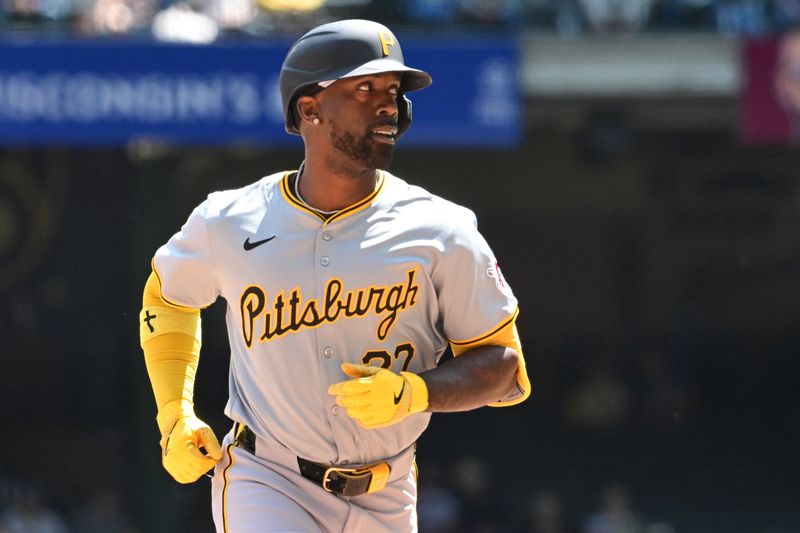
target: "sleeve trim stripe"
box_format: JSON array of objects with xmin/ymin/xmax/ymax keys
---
[
  {"xmin": 447, "ymin": 307, "xmax": 519, "ymax": 346},
  {"xmin": 150, "ymin": 258, "xmax": 205, "ymax": 311}
]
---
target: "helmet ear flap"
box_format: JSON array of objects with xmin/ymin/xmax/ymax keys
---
[{"xmin": 397, "ymin": 94, "xmax": 412, "ymax": 138}]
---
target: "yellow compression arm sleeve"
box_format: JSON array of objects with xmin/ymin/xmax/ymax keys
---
[
  {"xmin": 140, "ymin": 271, "xmax": 202, "ymax": 433},
  {"xmin": 450, "ymin": 313, "xmax": 531, "ymax": 407}
]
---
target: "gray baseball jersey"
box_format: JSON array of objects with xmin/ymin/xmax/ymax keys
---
[{"xmin": 153, "ymin": 169, "xmax": 521, "ymax": 467}]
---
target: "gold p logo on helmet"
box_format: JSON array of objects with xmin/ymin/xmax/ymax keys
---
[{"xmin": 378, "ymin": 31, "xmax": 395, "ymax": 57}]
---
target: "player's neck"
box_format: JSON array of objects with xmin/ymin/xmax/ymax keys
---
[{"xmin": 297, "ymin": 158, "xmax": 379, "ymax": 213}]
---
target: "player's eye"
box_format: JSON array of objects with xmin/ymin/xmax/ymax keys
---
[
  {"xmin": 357, "ymin": 82, "xmax": 371, "ymax": 92},
  {"xmin": 389, "ymin": 86, "xmax": 399, "ymax": 96}
]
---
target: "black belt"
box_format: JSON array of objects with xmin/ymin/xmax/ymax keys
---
[{"xmin": 233, "ymin": 423, "xmax": 391, "ymax": 498}]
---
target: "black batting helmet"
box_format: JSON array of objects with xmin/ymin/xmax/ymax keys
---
[{"xmin": 279, "ymin": 19, "xmax": 432, "ymax": 137}]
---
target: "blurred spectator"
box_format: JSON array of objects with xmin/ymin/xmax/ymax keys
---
[
  {"xmin": 774, "ymin": 26, "xmax": 800, "ymax": 140},
  {"xmin": 578, "ymin": 0, "xmax": 655, "ymax": 32},
  {"xmin": 1, "ymin": 0, "xmax": 74, "ymax": 27},
  {"xmin": 451, "ymin": 456, "xmax": 511, "ymax": 532},
  {"xmin": 456, "ymin": 0, "xmax": 522, "ymax": 28},
  {"xmin": 0, "ymin": 483, "xmax": 69, "ymax": 533},
  {"xmin": 206, "ymin": 0, "xmax": 256, "ymax": 31},
  {"xmin": 0, "ymin": 466, "xmax": 15, "ymax": 510},
  {"xmin": 400, "ymin": 0, "xmax": 458, "ymax": 24},
  {"xmin": 773, "ymin": 0, "xmax": 800, "ymax": 29},
  {"xmin": 86, "ymin": 0, "xmax": 156, "ymax": 35},
  {"xmin": 583, "ymin": 482, "xmax": 643, "ymax": 533},
  {"xmin": 648, "ymin": 0, "xmax": 717, "ymax": 30},
  {"xmin": 151, "ymin": 1, "xmax": 218, "ymax": 42},
  {"xmin": 553, "ymin": 0, "xmax": 584, "ymax": 35},
  {"xmin": 244, "ymin": 0, "xmax": 327, "ymax": 36},
  {"xmin": 527, "ymin": 488, "xmax": 578, "ymax": 533},
  {"xmin": 714, "ymin": 0, "xmax": 771, "ymax": 35},
  {"xmin": 563, "ymin": 355, "xmax": 632, "ymax": 431},
  {"xmin": 416, "ymin": 461, "xmax": 463, "ymax": 533},
  {"xmin": 70, "ymin": 488, "xmax": 140, "ymax": 533},
  {"xmin": 258, "ymin": 0, "xmax": 322, "ymax": 9},
  {"xmin": 2, "ymin": 0, "xmax": 47, "ymax": 23}
]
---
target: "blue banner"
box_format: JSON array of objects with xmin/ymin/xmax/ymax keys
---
[{"xmin": 0, "ymin": 38, "xmax": 520, "ymax": 147}]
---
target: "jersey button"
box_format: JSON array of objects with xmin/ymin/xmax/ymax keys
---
[
  {"xmin": 320, "ymin": 256, "xmax": 330, "ymax": 266},
  {"xmin": 331, "ymin": 405, "xmax": 340, "ymax": 416},
  {"xmin": 323, "ymin": 347, "xmax": 334, "ymax": 358},
  {"xmin": 322, "ymin": 232, "xmax": 333, "ymax": 241}
]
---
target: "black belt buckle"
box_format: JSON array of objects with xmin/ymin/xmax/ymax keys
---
[{"xmin": 321, "ymin": 466, "xmax": 372, "ymax": 497}]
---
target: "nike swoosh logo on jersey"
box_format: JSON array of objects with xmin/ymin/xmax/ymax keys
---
[
  {"xmin": 393, "ymin": 381, "xmax": 406, "ymax": 405},
  {"xmin": 243, "ymin": 235, "xmax": 276, "ymax": 251}
]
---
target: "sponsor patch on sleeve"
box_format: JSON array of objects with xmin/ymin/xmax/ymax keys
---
[{"xmin": 486, "ymin": 261, "xmax": 507, "ymax": 289}]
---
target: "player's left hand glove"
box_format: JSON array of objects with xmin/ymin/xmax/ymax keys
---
[{"xmin": 328, "ymin": 363, "xmax": 429, "ymax": 429}]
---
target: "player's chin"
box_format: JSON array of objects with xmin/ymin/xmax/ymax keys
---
[
  {"xmin": 367, "ymin": 143, "xmax": 395, "ymax": 169},
  {"xmin": 371, "ymin": 152, "xmax": 394, "ymax": 170}
]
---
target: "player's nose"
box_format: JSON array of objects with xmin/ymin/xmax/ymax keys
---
[{"xmin": 376, "ymin": 91, "xmax": 398, "ymax": 117}]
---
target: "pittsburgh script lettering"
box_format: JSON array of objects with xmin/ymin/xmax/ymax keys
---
[{"xmin": 239, "ymin": 269, "xmax": 419, "ymax": 348}]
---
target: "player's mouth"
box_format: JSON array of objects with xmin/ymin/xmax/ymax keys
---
[{"xmin": 370, "ymin": 127, "xmax": 397, "ymax": 145}]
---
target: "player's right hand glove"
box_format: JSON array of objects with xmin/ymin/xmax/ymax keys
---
[
  {"xmin": 157, "ymin": 401, "xmax": 223, "ymax": 484},
  {"xmin": 328, "ymin": 363, "xmax": 429, "ymax": 429}
]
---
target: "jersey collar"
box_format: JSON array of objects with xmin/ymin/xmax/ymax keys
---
[{"xmin": 279, "ymin": 170, "xmax": 386, "ymax": 225}]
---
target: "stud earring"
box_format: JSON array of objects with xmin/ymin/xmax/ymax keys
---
[{"xmin": 313, "ymin": 118, "xmax": 320, "ymax": 125}]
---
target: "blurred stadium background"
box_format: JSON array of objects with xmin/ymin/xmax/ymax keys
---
[{"xmin": 1, "ymin": 1, "xmax": 800, "ymax": 532}]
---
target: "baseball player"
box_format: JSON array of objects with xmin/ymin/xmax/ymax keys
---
[{"xmin": 139, "ymin": 19, "xmax": 530, "ymax": 533}]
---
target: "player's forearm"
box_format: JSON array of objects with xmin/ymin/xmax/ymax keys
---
[
  {"xmin": 142, "ymin": 332, "xmax": 199, "ymax": 409},
  {"xmin": 140, "ymin": 271, "xmax": 203, "ymax": 431},
  {"xmin": 419, "ymin": 345, "xmax": 519, "ymax": 412}
]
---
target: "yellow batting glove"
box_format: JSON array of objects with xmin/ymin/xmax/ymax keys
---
[
  {"xmin": 157, "ymin": 405, "xmax": 223, "ymax": 484},
  {"xmin": 328, "ymin": 363, "xmax": 428, "ymax": 429}
]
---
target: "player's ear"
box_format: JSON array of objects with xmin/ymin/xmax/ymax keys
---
[{"xmin": 296, "ymin": 96, "xmax": 321, "ymax": 128}]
